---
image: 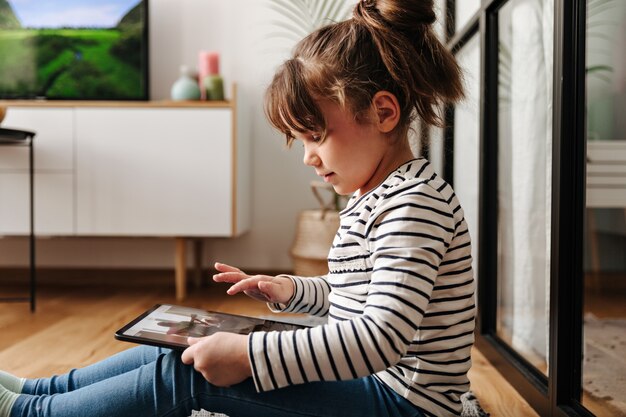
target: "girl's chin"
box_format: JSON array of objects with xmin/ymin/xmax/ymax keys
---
[{"xmin": 332, "ymin": 185, "xmax": 357, "ymax": 196}]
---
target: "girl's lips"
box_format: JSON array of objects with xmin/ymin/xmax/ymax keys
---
[{"xmin": 323, "ymin": 173, "xmax": 334, "ymax": 182}]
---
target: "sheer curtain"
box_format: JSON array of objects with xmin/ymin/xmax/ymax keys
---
[{"xmin": 497, "ymin": 0, "xmax": 553, "ymax": 369}]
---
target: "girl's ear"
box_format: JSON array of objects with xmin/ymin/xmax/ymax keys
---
[{"xmin": 371, "ymin": 91, "xmax": 400, "ymax": 133}]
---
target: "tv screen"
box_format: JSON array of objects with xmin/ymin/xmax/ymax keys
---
[{"xmin": 0, "ymin": 0, "xmax": 149, "ymax": 100}]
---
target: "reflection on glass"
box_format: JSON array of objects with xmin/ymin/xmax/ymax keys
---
[
  {"xmin": 455, "ymin": 0, "xmax": 480, "ymax": 32},
  {"xmin": 583, "ymin": 0, "xmax": 626, "ymax": 414},
  {"xmin": 496, "ymin": 0, "xmax": 553, "ymax": 376},
  {"xmin": 453, "ymin": 35, "xmax": 480, "ymax": 277}
]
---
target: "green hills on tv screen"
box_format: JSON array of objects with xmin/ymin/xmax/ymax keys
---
[{"xmin": 0, "ymin": 0, "xmax": 147, "ymax": 100}]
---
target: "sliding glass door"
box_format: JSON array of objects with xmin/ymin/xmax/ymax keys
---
[
  {"xmin": 583, "ymin": 0, "xmax": 626, "ymax": 415},
  {"xmin": 440, "ymin": 0, "xmax": 624, "ymax": 415}
]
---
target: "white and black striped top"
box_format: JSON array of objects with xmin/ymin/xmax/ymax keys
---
[{"xmin": 249, "ymin": 158, "xmax": 476, "ymax": 416}]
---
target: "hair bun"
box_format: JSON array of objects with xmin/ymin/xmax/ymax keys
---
[{"xmin": 355, "ymin": 0, "xmax": 436, "ymax": 35}]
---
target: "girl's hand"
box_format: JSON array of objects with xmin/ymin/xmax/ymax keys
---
[
  {"xmin": 181, "ymin": 333, "xmax": 251, "ymax": 386},
  {"xmin": 212, "ymin": 262, "xmax": 294, "ymax": 305}
]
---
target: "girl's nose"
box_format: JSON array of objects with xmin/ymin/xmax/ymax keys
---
[{"xmin": 303, "ymin": 146, "xmax": 321, "ymax": 167}]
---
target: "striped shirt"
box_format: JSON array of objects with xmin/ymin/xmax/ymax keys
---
[{"xmin": 248, "ymin": 158, "xmax": 476, "ymax": 416}]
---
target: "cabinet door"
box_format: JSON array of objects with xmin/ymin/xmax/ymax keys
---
[
  {"xmin": 0, "ymin": 108, "xmax": 74, "ymax": 171},
  {"xmin": 0, "ymin": 173, "xmax": 74, "ymax": 235},
  {"xmin": 0, "ymin": 108, "xmax": 75, "ymax": 235},
  {"xmin": 76, "ymin": 108, "xmax": 233, "ymax": 236}
]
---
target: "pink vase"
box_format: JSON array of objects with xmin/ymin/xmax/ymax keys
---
[{"xmin": 198, "ymin": 51, "xmax": 220, "ymax": 100}]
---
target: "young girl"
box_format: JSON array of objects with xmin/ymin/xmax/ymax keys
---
[{"xmin": 0, "ymin": 0, "xmax": 474, "ymax": 416}]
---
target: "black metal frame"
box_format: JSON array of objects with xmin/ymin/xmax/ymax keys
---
[
  {"xmin": 0, "ymin": 127, "xmax": 36, "ymax": 312},
  {"xmin": 550, "ymin": 0, "xmax": 588, "ymax": 414},
  {"xmin": 443, "ymin": 0, "xmax": 592, "ymax": 415}
]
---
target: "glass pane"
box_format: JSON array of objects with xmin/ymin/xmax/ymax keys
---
[
  {"xmin": 455, "ymin": 0, "xmax": 480, "ymax": 32},
  {"xmin": 434, "ymin": 0, "xmax": 447, "ymax": 40},
  {"xmin": 583, "ymin": 0, "xmax": 626, "ymax": 414},
  {"xmin": 496, "ymin": 0, "xmax": 553, "ymax": 376},
  {"xmin": 453, "ymin": 35, "xmax": 480, "ymax": 277},
  {"xmin": 428, "ymin": 0, "xmax": 447, "ymax": 179},
  {"xmin": 429, "ymin": 124, "xmax": 445, "ymax": 177}
]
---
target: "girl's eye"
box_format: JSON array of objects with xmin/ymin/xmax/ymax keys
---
[{"xmin": 311, "ymin": 134, "xmax": 322, "ymax": 142}]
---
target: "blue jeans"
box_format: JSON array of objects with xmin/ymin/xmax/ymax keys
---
[{"xmin": 10, "ymin": 346, "xmax": 424, "ymax": 417}]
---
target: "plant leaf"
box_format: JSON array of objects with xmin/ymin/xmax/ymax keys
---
[
  {"xmin": 586, "ymin": 65, "xmax": 613, "ymax": 73},
  {"xmin": 267, "ymin": 3, "xmax": 311, "ymax": 30},
  {"xmin": 265, "ymin": 0, "xmax": 352, "ymax": 47}
]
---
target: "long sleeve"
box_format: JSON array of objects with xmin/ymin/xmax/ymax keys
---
[
  {"xmin": 267, "ymin": 275, "xmax": 331, "ymax": 316},
  {"xmin": 248, "ymin": 159, "xmax": 475, "ymax": 417}
]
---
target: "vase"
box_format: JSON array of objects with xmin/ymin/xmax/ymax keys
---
[
  {"xmin": 203, "ymin": 74, "xmax": 224, "ymax": 101},
  {"xmin": 170, "ymin": 65, "xmax": 201, "ymax": 101}
]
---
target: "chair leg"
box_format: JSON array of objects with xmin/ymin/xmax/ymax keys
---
[
  {"xmin": 29, "ymin": 233, "xmax": 36, "ymax": 312},
  {"xmin": 29, "ymin": 136, "xmax": 36, "ymax": 312}
]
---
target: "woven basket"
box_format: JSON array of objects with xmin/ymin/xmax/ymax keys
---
[{"xmin": 290, "ymin": 182, "xmax": 341, "ymax": 276}]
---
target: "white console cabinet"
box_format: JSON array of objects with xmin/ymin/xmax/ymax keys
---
[
  {"xmin": 75, "ymin": 107, "xmax": 234, "ymax": 236},
  {"xmin": 0, "ymin": 89, "xmax": 250, "ymax": 299}
]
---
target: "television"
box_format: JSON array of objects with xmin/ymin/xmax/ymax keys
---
[{"xmin": 0, "ymin": 0, "xmax": 149, "ymax": 100}]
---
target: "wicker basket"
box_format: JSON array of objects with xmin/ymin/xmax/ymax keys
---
[{"xmin": 290, "ymin": 182, "xmax": 341, "ymax": 276}]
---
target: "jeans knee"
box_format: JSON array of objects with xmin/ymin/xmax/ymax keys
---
[{"xmin": 156, "ymin": 350, "xmax": 196, "ymax": 385}]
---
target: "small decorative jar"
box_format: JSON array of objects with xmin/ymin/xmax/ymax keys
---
[
  {"xmin": 170, "ymin": 65, "xmax": 201, "ymax": 101},
  {"xmin": 202, "ymin": 75, "xmax": 224, "ymax": 101}
]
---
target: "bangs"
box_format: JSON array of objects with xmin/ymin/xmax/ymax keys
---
[{"xmin": 264, "ymin": 59, "xmax": 326, "ymax": 145}]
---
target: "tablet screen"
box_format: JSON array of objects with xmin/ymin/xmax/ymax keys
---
[{"xmin": 115, "ymin": 304, "xmax": 306, "ymax": 350}]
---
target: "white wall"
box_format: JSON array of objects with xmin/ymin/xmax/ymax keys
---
[{"xmin": 0, "ymin": 0, "xmax": 328, "ymax": 272}]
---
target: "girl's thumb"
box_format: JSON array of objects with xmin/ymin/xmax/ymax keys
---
[{"xmin": 258, "ymin": 281, "xmax": 276, "ymax": 298}]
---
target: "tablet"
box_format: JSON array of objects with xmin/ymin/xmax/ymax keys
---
[{"xmin": 115, "ymin": 304, "xmax": 308, "ymax": 351}]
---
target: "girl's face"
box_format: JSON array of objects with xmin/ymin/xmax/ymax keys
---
[{"xmin": 294, "ymin": 99, "xmax": 409, "ymax": 197}]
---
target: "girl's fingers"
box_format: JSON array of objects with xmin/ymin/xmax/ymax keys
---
[
  {"xmin": 214, "ymin": 262, "xmax": 242, "ymax": 273},
  {"xmin": 213, "ymin": 271, "xmax": 248, "ymax": 284},
  {"xmin": 213, "ymin": 263, "xmax": 247, "ymax": 283},
  {"xmin": 212, "ymin": 268, "xmax": 289, "ymax": 303},
  {"xmin": 181, "ymin": 342, "xmax": 196, "ymax": 364},
  {"xmin": 226, "ymin": 276, "xmax": 268, "ymax": 295}
]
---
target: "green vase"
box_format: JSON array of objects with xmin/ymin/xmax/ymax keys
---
[{"xmin": 203, "ymin": 75, "xmax": 224, "ymax": 101}]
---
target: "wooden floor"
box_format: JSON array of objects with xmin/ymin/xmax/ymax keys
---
[{"xmin": 0, "ymin": 279, "xmax": 538, "ymax": 417}]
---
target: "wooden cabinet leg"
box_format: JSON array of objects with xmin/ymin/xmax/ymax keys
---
[
  {"xmin": 193, "ymin": 238, "xmax": 204, "ymax": 288},
  {"xmin": 175, "ymin": 238, "xmax": 187, "ymax": 301}
]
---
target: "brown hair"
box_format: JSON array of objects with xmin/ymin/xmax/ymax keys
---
[{"xmin": 264, "ymin": 0, "xmax": 464, "ymax": 145}]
